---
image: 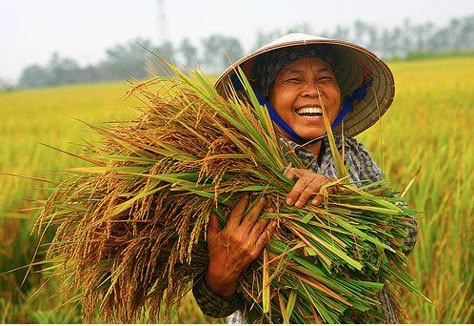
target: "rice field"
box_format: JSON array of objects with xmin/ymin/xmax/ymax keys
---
[{"xmin": 0, "ymin": 56, "xmax": 473, "ymax": 323}]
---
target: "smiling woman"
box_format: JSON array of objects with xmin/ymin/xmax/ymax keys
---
[
  {"xmin": 194, "ymin": 33, "xmax": 417, "ymax": 324},
  {"xmin": 31, "ymin": 32, "xmax": 423, "ymax": 324},
  {"xmin": 269, "ymin": 57, "xmax": 342, "ymax": 147}
]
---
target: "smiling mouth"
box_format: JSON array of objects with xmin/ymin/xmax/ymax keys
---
[{"xmin": 295, "ymin": 107, "xmax": 323, "ymax": 117}]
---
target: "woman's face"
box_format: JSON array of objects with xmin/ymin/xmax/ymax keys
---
[{"xmin": 269, "ymin": 57, "xmax": 341, "ymax": 140}]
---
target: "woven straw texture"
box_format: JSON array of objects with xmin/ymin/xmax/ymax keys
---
[{"xmin": 215, "ymin": 33, "xmax": 395, "ymax": 137}]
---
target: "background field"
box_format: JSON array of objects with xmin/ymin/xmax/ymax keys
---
[{"xmin": 0, "ymin": 56, "xmax": 472, "ymax": 323}]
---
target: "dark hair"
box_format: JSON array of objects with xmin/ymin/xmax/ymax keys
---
[{"xmin": 249, "ymin": 45, "xmax": 337, "ymax": 97}]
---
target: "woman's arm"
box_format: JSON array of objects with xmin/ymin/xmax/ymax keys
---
[
  {"xmin": 192, "ymin": 272, "xmax": 244, "ymax": 318},
  {"xmin": 349, "ymin": 138, "xmax": 418, "ymax": 255},
  {"xmin": 193, "ymin": 174, "xmax": 333, "ymax": 318},
  {"xmin": 205, "ymin": 195, "xmax": 277, "ymax": 296},
  {"xmin": 192, "ymin": 195, "xmax": 277, "ymax": 317}
]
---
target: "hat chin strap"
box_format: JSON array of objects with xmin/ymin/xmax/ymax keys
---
[
  {"xmin": 256, "ymin": 94, "xmax": 311, "ymax": 145},
  {"xmin": 256, "ymin": 83, "xmax": 367, "ymax": 145},
  {"xmin": 229, "ymin": 72, "xmax": 369, "ymax": 145}
]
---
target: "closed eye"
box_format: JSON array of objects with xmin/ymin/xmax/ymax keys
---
[
  {"xmin": 285, "ymin": 78, "xmax": 304, "ymax": 83},
  {"xmin": 317, "ymin": 76, "xmax": 336, "ymax": 82}
]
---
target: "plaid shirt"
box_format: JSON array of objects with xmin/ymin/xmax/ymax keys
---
[{"xmin": 193, "ymin": 136, "xmax": 418, "ymax": 323}]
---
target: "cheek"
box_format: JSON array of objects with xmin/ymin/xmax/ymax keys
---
[
  {"xmin": 334, "ymin": 96, "xmax": 342, "ymax": 113},
  {"xmin": 269, "ymin": 87, "xmax": 293, "ymax": 111},
  {"xmin": 329, "ymin": 87, "xmax": 342, "ymax": 114}
]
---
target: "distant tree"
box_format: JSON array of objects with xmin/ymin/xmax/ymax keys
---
[
  {"xmin": 221, "ymin": 37, "xmax": 244, "ymax": 64},
  {"xmin": 386, "ymin": 27, "xmax": 405, "ymax": 57},
  {"xmin": 430, "ymin": 26, "xmax": 450, "ymax": 52},
  {"xmin": 47, "ymin": 52, "xmax": 82, "ymax": 86},
  {"xmin": 13, "ymin": 15, "xmax": 474, "ymax": 89},
  {"xmin": 253, "ymin": 23, "xmax": 313, "ymax": 51},
  {"xmin": 253, "ymin": 30, "xmax": 283, "ymax": 50},
  {"xmin": 459, "ymin": 16, "xmax": 474, "ymax": 50},
  {"xmin": 201, "ymin": 34, "xmax": 224, "ymax": 73},
  {"xmin": 286, "ymin": 23, "xmax": 312, "ymax": 34},
  {"xmin": 401, "ymin": 19, "xmax": 416, "ymax": 55},
  {"xmin": 79, "ymin": 64, "xmax": 101, "ymax": 83},
  {"xmin": 351, "ymin": 20, "xmax": 378, "ymax": 49},
  {"xmin": 179, "ymin": 38, "xmax": 198, "ymax": 68},
  {"xmin": 331, "ymin": 26, "xmax": 350, "ymax": 41},
  {"xmin": 146, "ymin": 40, "xmax": 177, "ymax": 75},
  {"xmin": 445, "ymin": 16, "xmax": 474, "ymax": 50},
  {"xmin": 412, "ymin": 22, "xmax": 435, "ymax": 52},
  {"xmin": 155, "ymin": 41, "xmax": 175, "ymax": 63},
  {"xmin": 19, "ymin": 64, "xmax": 49, "ymax": 88},
  {"xmin": 379, "ymin": 29, "xmax": 391, "ymax": 57},
  {"xmin": 365, "ymin": 24, "xmax": 378, "ymax": 50},
  {"xmin": 99, "ymin": 38, "xmax": 153, "ymax": 80},
  {"xmin": 201, "ymin": 34, "xmax": 244, "ymax": 73}
]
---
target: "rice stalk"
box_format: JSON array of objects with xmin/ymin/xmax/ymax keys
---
[{"xmin": 35, "ymin": 61, "xmax": 424, "ymax": 323}]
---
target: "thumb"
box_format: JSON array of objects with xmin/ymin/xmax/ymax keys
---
[
  {"xmin": 207, "ymin": 213, "xmax": 221, "ymax": 238},
  {"xmin": 285, "ymin": 167, "xmax": 301, "ymax": 181}
]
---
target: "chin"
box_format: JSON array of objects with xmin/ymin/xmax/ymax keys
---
[{"xmin": 299, "ymin": 130, "xmax": 327, "ymax": 140}]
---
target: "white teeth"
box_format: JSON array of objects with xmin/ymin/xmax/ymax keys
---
[{"xmin": 295, "ymin": 107, "xmax": 322, "ymax": 115}]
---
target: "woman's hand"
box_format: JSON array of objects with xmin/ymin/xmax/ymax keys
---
[
  {"xmin": 285, "ymin": 168, "xmax": 331, "ymax": 208},
  {"xmin": 205, "ymin": 195, "xmax": 277, "ymax": 297}
]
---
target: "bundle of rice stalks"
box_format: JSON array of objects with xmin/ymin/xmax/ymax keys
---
[{"xmin": 36, "ymin": 62, "xmax": 423, "ymax": 323}]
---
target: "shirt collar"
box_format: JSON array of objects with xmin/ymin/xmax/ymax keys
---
[{"xmin": 282, "ymin": 136, "xmax": 351, "ymax": 165}]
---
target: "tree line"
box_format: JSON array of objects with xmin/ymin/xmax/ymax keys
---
[{"xmin": 12, "ymin": 15, "xmax": 474, "ymax": 89}]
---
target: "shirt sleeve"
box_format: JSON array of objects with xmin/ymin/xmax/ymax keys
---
[
  {"xmin": 346, "ymin": 138, "xmax": 384, "ymax": 184},
  {"xmin": 192, "ymin": 272, "xmax": 244, "ymax": 318},
  {"xmin": 347, "ymin": 138, "xmax": 418, "ymax": 255}
]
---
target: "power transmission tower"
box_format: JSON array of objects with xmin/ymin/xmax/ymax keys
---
[
  {"xmin": 148, "ymin": 0, "xmax": 169, "ymax": 77},
  {"xmin": 156, "ymin": 0, "xmax": 168, "ymax": 44}
]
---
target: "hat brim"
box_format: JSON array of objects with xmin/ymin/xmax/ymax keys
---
[{"xmin": 214, "ymin": 33, "xmax": 395, "ymax": 137}]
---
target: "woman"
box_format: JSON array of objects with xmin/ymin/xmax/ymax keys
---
[{"xmin": 193, "ymin": 33, "xmax": 417, "ymax": 323}]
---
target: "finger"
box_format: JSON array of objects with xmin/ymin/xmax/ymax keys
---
[
  {"xmin": 252, "ymin": 220, "xmax": 278, "ymax": 256},
  {"xmin": 284, "ymin": 166, "xmax": 294, "ymax": 178},
  {"xmin": 311, "ymin": 193, "xmax": 325, "ymax": 206},
  {"xmin": 286, "ymin": 176, "xmax": 312, "ymax": 206},
  {"xmin": 295, "ymin": 176, "xmax": 328, "ymax": 208},
  {"xmin": 248, "ymin": 216, "xmax": 271, "ymax": 241},
  {"xmin": 207, "ymin": 213, "xmax": 220, "ymax": 238},
  {"xmin": 294, "ymin": 187, "xmax": 316, "ymax": 208},
  {"xmin": 227, "ymin": 194, "xmax": 249, "ymax": 228},
  {"xmin": 287, "ymin": 173, "xmax": 331, "ymax": 207},
  {"xmin": 285, "ymin": 167, "xmax": 302, "ymax": 180},
  {"xmin": 312, "ymin": 181, "xmax": 336, "ymax": 205},
  {"xmin": 326, "ymin": 183, "xmax": 337, "ymax": 194},
  {"xmin": 240, "ymin": 196, "xmax": 266, "ymax": 231}
]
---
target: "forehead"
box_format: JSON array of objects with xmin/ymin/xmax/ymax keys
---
[{"xmin": 278, "ymin": 57, "xmax": 333, "ymax": 75}]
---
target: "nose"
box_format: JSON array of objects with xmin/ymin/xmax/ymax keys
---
[{"xmin": 300, "ymin": 80, "xmax": 318, "ymax": 97}]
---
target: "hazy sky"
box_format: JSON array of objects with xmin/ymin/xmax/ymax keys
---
[{"xmin": 1, "ymin": 0, "xmax": 473, "ymax": 82}]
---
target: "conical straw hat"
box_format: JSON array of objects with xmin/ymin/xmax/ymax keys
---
[{"xmin": 214, "ymin": 33, "xmax": 395, "ymax": 137}]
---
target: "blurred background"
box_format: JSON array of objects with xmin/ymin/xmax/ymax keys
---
[
  {"xmin": 2, "ymin": 0, "xmax": 474, "ymax": 89},
  {"xmin": 0, "ymin": 0, "xmax": 473, "ymax": 323}
]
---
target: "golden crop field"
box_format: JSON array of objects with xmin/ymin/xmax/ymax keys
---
[{"xmin": 0, "ymin": 56, "xmax": 472, "ymax": 323}]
